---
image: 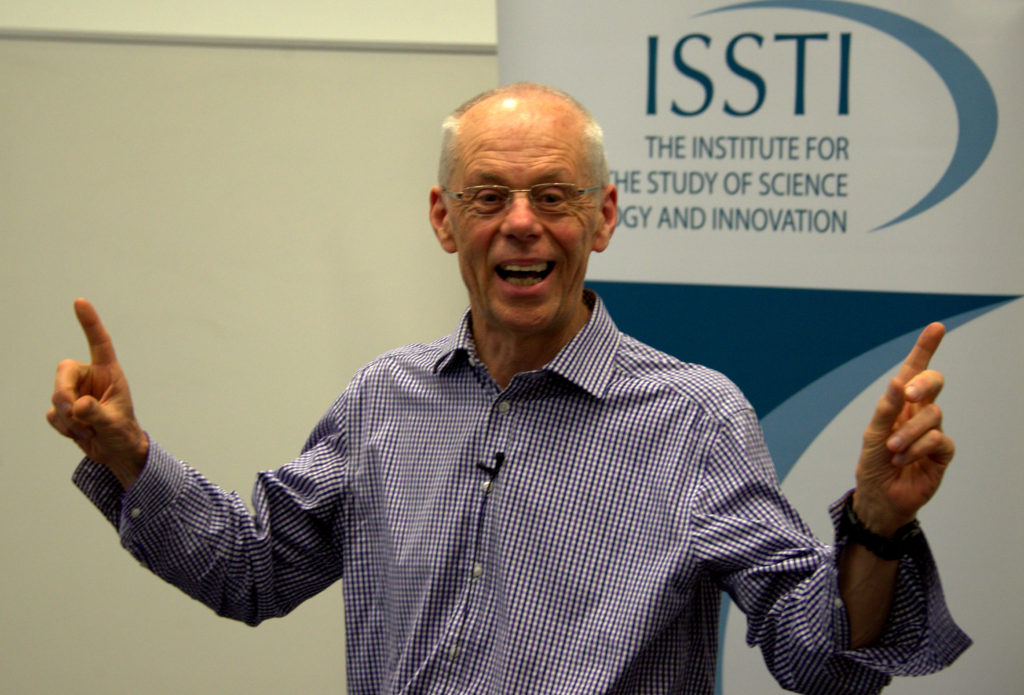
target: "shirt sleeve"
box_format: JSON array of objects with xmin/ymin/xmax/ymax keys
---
[
  {"xmin": 692, "ymin": 406, "xmax": 970, "ymax": 695},
  {"xmin": 71, "ymin": 403, "xmax": 351, "ymax": 627}
]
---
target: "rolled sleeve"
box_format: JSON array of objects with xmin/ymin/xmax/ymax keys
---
[{"xmin": 831, "ymin": 492, "xmax": 972, "ymax": 676}]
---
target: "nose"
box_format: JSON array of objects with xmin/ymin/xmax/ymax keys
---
[{"xmin": 501, "ymin": 191, "xmax": 541, "ymax": 238}]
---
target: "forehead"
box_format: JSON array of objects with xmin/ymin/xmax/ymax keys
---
[{"xmin": 453, "ymin": 94, "xmax": 588, "ymax": 184}]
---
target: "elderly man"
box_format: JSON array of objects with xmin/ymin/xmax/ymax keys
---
[{"xmin": 49, "ymin": 83, "xmax": 968, "ymax": 694}]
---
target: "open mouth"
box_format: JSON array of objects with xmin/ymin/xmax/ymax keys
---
[{"xmin": 496, "ymin": 262, "xmax": 555, "ymax": 287}]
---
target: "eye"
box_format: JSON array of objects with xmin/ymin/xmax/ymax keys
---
[
  {"xmin": 531, "ymin": 184, "xmax": 572, "ymax": 210},
  {"xmin": 464, "ymin": 187, "xmax": 509, "ymax": 214},
  {"xmin": 474, "ymin": 188, "xmax": 505, "ymax": 205}
]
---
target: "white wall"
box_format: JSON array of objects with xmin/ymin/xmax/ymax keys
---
[
  {"xmin": 0, "ymin": 19, "xmax": 497, "ymax": 695},
  {"xmin": 0, "ymin": 0, "xmax": 496, "ymax": 46}
]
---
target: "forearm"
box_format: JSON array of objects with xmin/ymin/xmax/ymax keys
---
[
  {"xmin": 838, "ymin": 542, "xmax": 899, "ymax": 648},
  {"xmin": 838, "ymin": 488, "xmax": 924, "ymax": 648},
  {"xmin": 74, "ymin": 440, "xmax": 346, "ymax": 625}
]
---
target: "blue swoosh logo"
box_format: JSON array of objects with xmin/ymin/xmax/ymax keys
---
[{"xmin": 700, "ymin": 0, "xmax": 999, "ymax": 231}]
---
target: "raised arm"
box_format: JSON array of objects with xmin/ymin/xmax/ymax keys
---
[
  {"xmin": 47, "ymin": 298, "xmax": 149, "ymax": 489},
  {"xmin": 840, "ymin": 322, "xmax": 955, "ymax": 647}
]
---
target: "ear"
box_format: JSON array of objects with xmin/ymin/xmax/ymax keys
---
[
  {"xmin": 429, "ymin": 186, "xmax": 458, "ymax": 254},
  {"xmin": 591, "ymin": 184, "xmax": 618, "ymax": 253}
]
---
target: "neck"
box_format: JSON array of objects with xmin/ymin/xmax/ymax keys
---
[{"xmin": 472, "ymin": 296, "xmax": 593, "ymax": 389}]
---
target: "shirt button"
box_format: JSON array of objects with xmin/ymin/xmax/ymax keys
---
[
  {"xmin": 497, "ymin": 401, "xmax": 510, "ymax": 414},
  {"xmin": 129, "ymin": 507, "xmax": 143, "ymax": 519},
  {"xmin": 481, "ymin": 479, "xmax": 492, "ymax": 494},
  {"xmin": 449, "ymin": 642, "xmax": 460, "ymax": 660},
  {"xmin": 833, "ymin": 597, "xmax": 845, "ymax": 609},
  {"xmin": 472, "ymin": 562, "xmax": 484, "ymax": 578}
]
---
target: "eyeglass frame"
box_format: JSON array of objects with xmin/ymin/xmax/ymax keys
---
[{"xmin": 441, "ymin": 182, "xmax": 604, "ymax": 216}]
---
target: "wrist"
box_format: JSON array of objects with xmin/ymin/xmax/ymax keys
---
[
  {"xmin": 841, "ymin": 494, "xmax": 922, "ymax": 561},
  {"xmin": 107, "ymin": 428, "xmax": 149, "ymax": 491},
  {"xmin": 850, "ymin": 489, "xmax": 913, "ymax": 537}
]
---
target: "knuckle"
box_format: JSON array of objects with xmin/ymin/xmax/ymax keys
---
[{"xmin": 51, "ymin": 390, "xmax": 72, "ymax": 411}]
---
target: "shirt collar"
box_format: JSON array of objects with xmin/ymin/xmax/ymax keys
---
[
  {"xmin": 432, "ymin": 288, "xmax": 622, "ymax": 399},
  {"xmin": 432, "ymin": 312, "xmax": 477, "ymax": 374}
]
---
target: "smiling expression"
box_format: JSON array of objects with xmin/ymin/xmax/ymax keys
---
[{"xmin": 429, "ymin": 91, "xmax": 617, "ymax": 365}]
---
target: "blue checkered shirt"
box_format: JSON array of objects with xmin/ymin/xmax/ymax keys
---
[{"xmin": 74, "ymin": 292, "xmax": 969, "ymax": 694}]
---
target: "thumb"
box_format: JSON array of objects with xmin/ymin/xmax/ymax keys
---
[{"xmin": 71, "ymin": 395, "xmax": 109, "ymax": 430}]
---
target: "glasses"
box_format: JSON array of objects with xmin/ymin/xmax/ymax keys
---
[{"xmin": 443, "ymin": 183, "xmax": 602, "ymax": 216}]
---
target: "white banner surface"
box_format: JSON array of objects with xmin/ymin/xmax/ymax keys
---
[{"xmin": 498, "ymin": 1, "xmax": 1023, "ymax": 692}]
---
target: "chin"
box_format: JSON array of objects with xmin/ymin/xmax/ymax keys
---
[{"xmin": 494, "ymin": 300, "xmax": 577, "ymax": 337}]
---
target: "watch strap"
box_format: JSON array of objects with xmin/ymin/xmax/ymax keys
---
[{"xmin": 840, "ymin": 494, "xmax": 923, "ymax": 561}]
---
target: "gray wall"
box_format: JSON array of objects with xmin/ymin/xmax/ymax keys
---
[{"xmin": 1, "ymin": 36, "xmax": 496, "ymax": 693}]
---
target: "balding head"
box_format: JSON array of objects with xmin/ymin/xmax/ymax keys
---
[{"xmin": 438, "ymin": 83, "xmax": 609, "ymax": 189}]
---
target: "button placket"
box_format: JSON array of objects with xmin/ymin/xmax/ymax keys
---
[{"xmin": 442, "ymin": 387, "xmax": 517, "ymax": 683}]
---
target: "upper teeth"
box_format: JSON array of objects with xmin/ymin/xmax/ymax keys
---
[{"xmin": 501, "ymin": 263, "xmax": 547, "ymax": 272}]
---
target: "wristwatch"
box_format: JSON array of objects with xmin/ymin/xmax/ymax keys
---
[{"xmin": 840, "ymin": 495, "xmax": 923, "ymax": 561}]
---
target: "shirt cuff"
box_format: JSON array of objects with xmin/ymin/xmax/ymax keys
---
[
  {"xmin": 71, "ymin": 457, "xmax": 124, "ymax": 528},
  {"xmin": 117, "ymin": 441, "xmax": 186, "ymax": 539},
  {"xmin": 71, "ymin": 439, "xmax": 186, "ymax": 538}
]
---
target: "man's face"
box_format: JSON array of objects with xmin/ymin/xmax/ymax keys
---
[{"xmin": 429, "ymin": 93, "xmax": 617, "ymax": 351}]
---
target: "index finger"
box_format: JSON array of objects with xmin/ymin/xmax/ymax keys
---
[
  {"xmin": 73, "ymin": 298, "xmax": 118, "ymax": 365},
  {"xmin": 895, "ymin": 322, "xmax": 945, "ymax": 384}
]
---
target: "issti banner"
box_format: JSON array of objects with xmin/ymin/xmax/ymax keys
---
[{"xmin": 497, "ymin": 1, "xmax": 1023, "ymax": 693}]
